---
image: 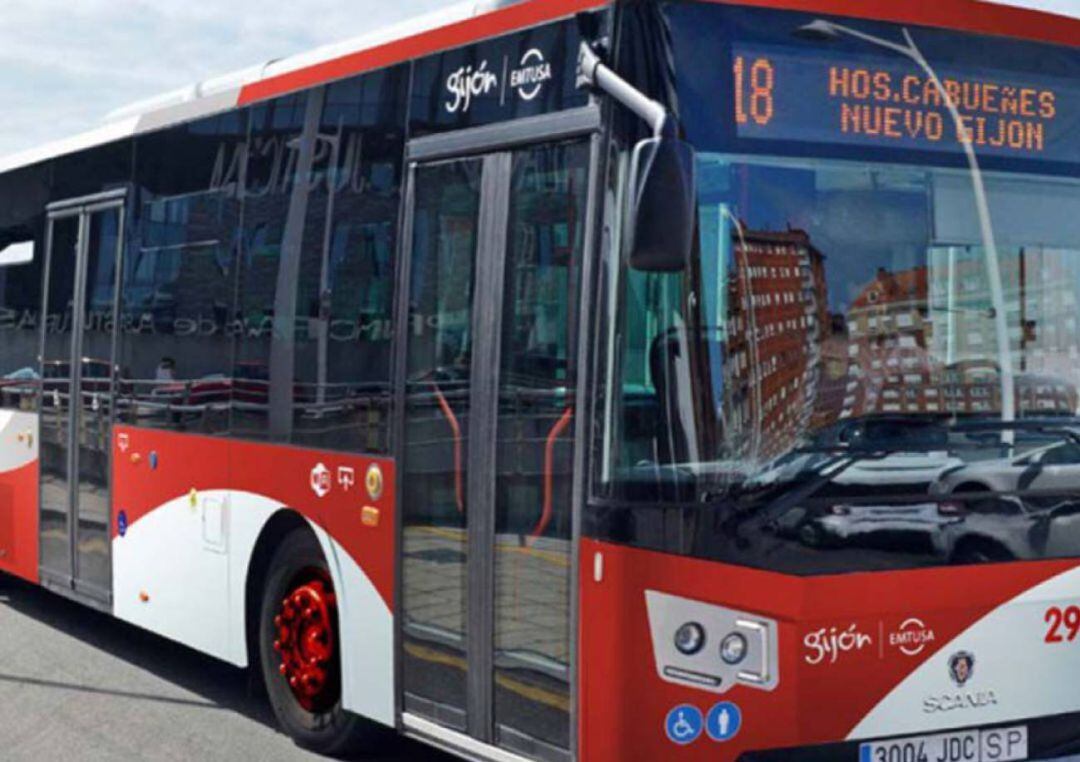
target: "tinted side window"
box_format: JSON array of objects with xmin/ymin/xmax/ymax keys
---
[
  {"xmin": 117, "ymin": 113, "xmax": 247, "ymax": 433},
  {"xmin": 0, "ymin": 164, "xmax": 48, "ymax": 410},
  {"xmin": 292, "ymin": 66, "xmax": 407, "ymax": 454},
  {"xmin": 235, "ymin": 93, "xmax": 311, "ymax": 441}
]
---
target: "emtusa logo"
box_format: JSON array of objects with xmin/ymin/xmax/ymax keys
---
[
  {"xmin": 446, "ymin": 60, "xmax": 498, "ymax": 114},
  {"xmin": 888, "ymin": 617, "xmax": 937, "ymax": 657},
  {"xmin": 510, "ymin": 48, "xmax": 553, "ymax": 102}
]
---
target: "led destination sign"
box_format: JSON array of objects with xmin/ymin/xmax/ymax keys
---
[{"xmin": 731, "ymin": 44, "xmax": 1080, "ymax": 165}]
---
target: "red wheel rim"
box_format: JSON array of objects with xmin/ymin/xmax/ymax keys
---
[{"xmin": 273, "ymin": 569, "xmax": 338, "ymax": 712}]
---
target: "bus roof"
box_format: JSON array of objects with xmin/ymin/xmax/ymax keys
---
[
  {"xmin": 1, "ymin": 0, "xmax": 1077, "ymax": 177},
  {"xmin": 0, "ymin": 0, "xmax": 604, "ymax": 176}
]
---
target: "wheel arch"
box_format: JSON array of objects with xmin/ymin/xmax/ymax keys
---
[
  {"xmin": 239, "ymin": 504, "xmax": 395, "ymax": 727},
  {"xmin": 243, "ymin": 508, "xmax": 315, "ymax": 675}
]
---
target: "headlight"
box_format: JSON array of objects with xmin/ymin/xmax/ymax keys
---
[
  {"xmin": 674, "ymin": 622, "xmax": 706, "ymax": 655},
  {"xmin": 720, "ymin": 632, "xmax": 748, "ymax": 665}
]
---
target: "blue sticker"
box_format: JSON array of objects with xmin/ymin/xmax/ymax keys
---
[
  {"xmin": 665, "ymin": 704, "xmax": 703, "ymax": 746},
  {"xmin": 117, "ymin": 510, "xmax": 128, "ymax": 538},
  {"xmin": 706, "ymin": 701, "xmax": 742, "ymax": 742},
  {"xmin": 149, "ymin": 451, "xmax": 158, "ymax": 470}
]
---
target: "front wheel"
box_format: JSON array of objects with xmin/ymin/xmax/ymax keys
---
[{"xmin": 259, "ymin": 528, "xmax": 377, "ymax": 755}]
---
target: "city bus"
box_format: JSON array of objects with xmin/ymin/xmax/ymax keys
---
[{"xmin": 0, "ymin": 0, "xmax": 1078, "ymax": 759}]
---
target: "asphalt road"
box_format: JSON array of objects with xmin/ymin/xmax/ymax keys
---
[{"xmin": 0, "ymin": 573, "xmax": 454, "ymax": 762}]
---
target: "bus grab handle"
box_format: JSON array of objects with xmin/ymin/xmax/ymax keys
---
[
  {"xmin": 530, "ymin": 406, "xmax": 574, "ymax": 545},
  {"xmin": 432, "ymin": 383, "xmax": 464, "ymax": 514}
]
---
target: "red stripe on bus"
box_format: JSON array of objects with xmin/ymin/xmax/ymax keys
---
[
  {"xmin": 237, "ymin": 0, "xmax": 609, "ymax": 106},
  {"xmin": 0, "ymin": 458, "xmax": 39, "ymax": 584},
  {"xmin": 699, "ymin": 0, "xmax": 1080, "ymax": 49},
  {"xmin": 112, "ymin": 426, "xmax": 396, "ymax": 608}
]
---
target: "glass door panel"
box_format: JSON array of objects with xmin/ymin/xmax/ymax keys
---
[
  {"xmin": 401, "ymin": 158, "xmax": 483, "ymax": 729},
  {"xmin": 492, "ymin": 142, "xmax": 588, "ymax": 760},
  {"xmin": 400, "ymin": 140, "xmax": 590, "ymax": 760},
  {"xmin": 75, "ymin": 207, "xmax": 121, "ymax": 597},
  {"xmin": 39, "ymin": 214, "xmax": 81, "ymax": 581}
]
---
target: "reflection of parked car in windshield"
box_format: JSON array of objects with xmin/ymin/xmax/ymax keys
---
[
  {"xmin": 784, "ymin": 495, "xmax": 1076, "ymax": 565},
  {"xmin": 792, "ymin": 501, "xmax": 958, "ymax": 555},
  {"xmin": 938, "ymin": 493, "xmax": 1080, "ymax": 564},
  {"xmin": 779, "ymin": 421, "xmax": 1080, "ymax": 564},
  {"xmin": 746, "ymin": 415, "xmax": 963, "ymax": 493},
  {"xmin": 931, "ymin": 439, "xmax": 1080, "ymax": 501}
]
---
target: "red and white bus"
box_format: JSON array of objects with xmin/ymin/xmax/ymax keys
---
[{"xmin": 0, "ymin": 0, "xmax": 1079, "ymax": 759}]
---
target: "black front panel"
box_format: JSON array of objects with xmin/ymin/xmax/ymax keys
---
[{"xmin": 410, "ymin": 17, "xmax": 591, "ymax": 137}]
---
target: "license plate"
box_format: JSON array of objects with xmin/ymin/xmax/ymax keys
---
[{"xmin": 860, "ymin": 726, "xmax": 1027, "ymax": 762}]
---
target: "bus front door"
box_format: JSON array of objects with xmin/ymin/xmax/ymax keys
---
[
  {"xmin": 398, "ymin": 139, "xmax": 592, "ymax": 761},
  {"xmin": 39, "ymin": 192, "xmax": 125, "ymax": 607}
]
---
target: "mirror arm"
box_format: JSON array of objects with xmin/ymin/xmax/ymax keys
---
[{"xmin": 577, "ymin": 41, "xmax": 672, "ymax": 138}]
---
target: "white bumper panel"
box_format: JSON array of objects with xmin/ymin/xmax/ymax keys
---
[{"xmin": 850, "ymin": 565, "xmax": 1080, "ymax": 739}]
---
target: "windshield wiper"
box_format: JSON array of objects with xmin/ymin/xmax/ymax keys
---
[{"xmin": 730, "ymin": 445, "xmax": 912, "ymax": 522}]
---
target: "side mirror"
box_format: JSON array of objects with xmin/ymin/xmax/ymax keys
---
[{"xmin": 626, "ymin": 136, "xmax": 697, "ymax": 272}]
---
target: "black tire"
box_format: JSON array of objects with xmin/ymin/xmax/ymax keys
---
[{"xmin": 259, "ymin": 528, "xmax": 378, "ymax": 756}]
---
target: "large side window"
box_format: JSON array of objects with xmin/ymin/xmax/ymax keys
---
[
  {"xmin": 291, "ymin": 66, "xmax": 407, "ymax": 454},
  {"xmin": 118, "ymin": 112, "xmax": 246, "ymax": 433},
  {"xmin": 0, "ymin": 164, "xmax": 48, "ymax": 410},
  {"xmin": 235, "ymin": 93, "xmax": 310, "ymax": 441}
]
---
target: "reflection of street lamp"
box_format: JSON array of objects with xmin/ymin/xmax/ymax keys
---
[{"xmin": 796, "ymin": 20, "xmax": 1016, "ymax": 427}]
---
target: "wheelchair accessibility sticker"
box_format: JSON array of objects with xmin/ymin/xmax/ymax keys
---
[{"xmin": 665, "ymin": 704, "xmax": 703, "ymax": 745}]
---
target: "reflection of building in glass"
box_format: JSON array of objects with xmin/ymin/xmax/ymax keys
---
[
  {"xmin": 811, "ymin": 313, "xmax": 852, "ymax": 430},
  {"xmin": 725, "ymin": 228, "xmax": 828, "ymax": 459},
  {"xmin": 843, "ymin": 254, "xmax": 1079, "ymax": 418},
  {"xmin": 844, "ymin": 266, "xmax": 933, "ymax": 416},
  {"xmin": 930, "ymin": 247, "xmax": 1080, "ymax": 387}
]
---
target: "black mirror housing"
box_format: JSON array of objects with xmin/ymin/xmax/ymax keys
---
[{"xmin": 627, "ymin": 136, "xmax": 697, "ymax": 272}]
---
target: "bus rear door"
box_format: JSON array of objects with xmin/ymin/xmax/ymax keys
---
[{"xmin": 39, "ymin": 190, "xmax": 125, "ymax": 607}]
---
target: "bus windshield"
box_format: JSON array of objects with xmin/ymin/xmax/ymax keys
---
[{"xmin": 598, "ymin": 3, "xmax": 1080, "ymax": 568}]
